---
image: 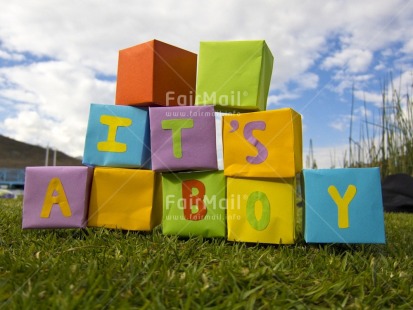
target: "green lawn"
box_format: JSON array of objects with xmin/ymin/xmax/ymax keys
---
[{"xmin": 1, "ymin": 198, "xmax": 412, "ymax": 309}]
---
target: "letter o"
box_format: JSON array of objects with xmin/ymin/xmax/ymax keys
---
[{"xmin": 246, "ymin": 191, "xmax": 270, "ymax": 231}]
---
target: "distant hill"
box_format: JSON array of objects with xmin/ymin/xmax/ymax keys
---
[{"xmin": 0, "ymin": 134, "xmax": 82, "ymax": 169}]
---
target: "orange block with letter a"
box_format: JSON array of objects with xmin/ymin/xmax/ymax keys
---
[{"xmin": 115, "ymin": 39, "xmax": 197, "ymax": 107}]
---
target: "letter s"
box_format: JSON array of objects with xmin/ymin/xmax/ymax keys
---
[{"xmin": 243, "ymin": 121, "xmax": 268, "ymax": 164}]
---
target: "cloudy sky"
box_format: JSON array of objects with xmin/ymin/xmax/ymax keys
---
[{"xmin": 0, "ymin": 0, "xmax": 412, "ymax": 168}]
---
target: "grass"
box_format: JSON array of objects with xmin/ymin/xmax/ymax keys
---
[{"xmin": 1, "ymin": 198, "xmax": 412, "ymax": 309}]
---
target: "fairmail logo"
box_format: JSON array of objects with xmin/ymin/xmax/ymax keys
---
[{"xmin": 165, "ymin": 90, "xmax": 248, "ymax": 106}]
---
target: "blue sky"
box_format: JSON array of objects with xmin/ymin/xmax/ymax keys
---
[{"xmin": 0, "ymin": 0, "xmax": 412, "ymax": 168}]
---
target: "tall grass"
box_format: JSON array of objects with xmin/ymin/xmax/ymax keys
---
[{"xmin": 347, "ymin": 74, "xmax": 413, "ymax": 178}]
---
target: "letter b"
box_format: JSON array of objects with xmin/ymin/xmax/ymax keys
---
[{"xmin": 182, "ymin": 179, "xmax": 207, "ymax": 221}]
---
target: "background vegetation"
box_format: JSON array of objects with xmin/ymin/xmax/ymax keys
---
[{"xmin": 306, "ymin": 74, "xmax": 413, "ymax": 178}]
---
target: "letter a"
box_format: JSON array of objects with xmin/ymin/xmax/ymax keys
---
[
  {"xmin": 182, "ymin": 179, "xmax": 207, "ymax": 221},
  {"xmin": 97, "ymin": 115, "xmax": 132, "ymax": 152},
  {"xmin": 162, "ymin": 119, "xmax": 194, "ymax": 158},
  {"xmin": 243, "ymin": 121, "xmax": 268, "ymax": 164},
  {"xmin": 328, "ymin": 185, "xmax": 357, "ymax": 229},
  {"xmin": 40, "ymin": 177, "xmax": 72, "ymax": 218}
]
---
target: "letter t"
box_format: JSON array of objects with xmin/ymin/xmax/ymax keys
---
[{"xmin": 161, "ymin": 119, "xmax": 194, "ymax": 158}]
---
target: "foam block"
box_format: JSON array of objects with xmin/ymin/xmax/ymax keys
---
[
  {"xmin": 302, "ymin": 168, "xmax": 386, "ymax": 244},
  {"xmin": 22, "ymin": 166, "xmax": 93, "ymax": 229},
  {"xmin": 227, "ymin": 176, "xmax": 296, "ymax": 244},
  {"xmin": 149, "ymin": 105, "xmax": 218, "ymax": 171},
  {"xmin": 88, "ymin": 167, "xmax": 162, "ymax": 231},
  {"xmin": 83, "ymin": 103, "xmax": 151, "ymax": 168},
  {"xmin": 162, "ymin": 171, "xmax": 226, "ymax": 237},
  {"xmin": 223, "ymin": 108, "xmax": 302, "ymax": 178},
  {"xmin": 115, "ymin": 39, "xmax": 197, "ymax": 107},
  {"xmin": 195, "ymin": 40, "xmax": 273, "ymax": 112}
]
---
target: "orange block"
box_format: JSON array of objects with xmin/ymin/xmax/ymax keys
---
[{"xmin": 115, "ymin": 39, "xmax": 197, "ymax": 107}]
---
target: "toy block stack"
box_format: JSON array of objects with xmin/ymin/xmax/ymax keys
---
[
  {"xmin": 85, "ymin": 39, "xmax": 198, "ymax": 231},
  {"xmin": 193, "ymin": 40, "xmax": 300, "ymax": 244},
  {"xmin": 224, "ymin": 109, "xmax": 302, "ymax": 244},
  {"xmin": 21, "ymin": 38, "xmax": 386, "ymax": 246},
  {"xmin": 160, "ymin": 39, "xmax": 297, "ymax": 241},
  {"xmin": 151, "ymin": 106, "xmax": 226, "ymax": 237}
]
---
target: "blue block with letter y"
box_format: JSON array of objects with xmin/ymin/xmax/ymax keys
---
[{"xmin": 302, "ymin": 168, "xmax": 385, "ymax": 244}]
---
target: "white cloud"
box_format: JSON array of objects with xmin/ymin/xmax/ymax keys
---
[
  {"xmin": 354, "ymin": 90, "xmax": 383, "ymax": 107},
  {"xmin": 322, "ymin": 48, "xmax": 373, "ymax": 73},
  {"xmin": 0, "ymin": 0, "xmax": 411, "ymax": 86},
  {"xmin": 328, "ymin": 115, "xmax": 353, "ymax": 132},
  {"xmin": 304, "ymin": 143, "xmax": 350, "ymax": 169},
  {"xmin": 267, "ymin": 93, "xmax": 300, "ymax": 109},
  {"xmin": 381, "ymin": 48, "xmax": 394, "ymax": 57},
  {"xmin": 0, "ymin": 49, "xmax": 25, "ymax": 61},
  {"xmin": 0, "ymin": 88, "xmax": 38, "ymax": 104},
  {"xmin": 330, "ymin": 71, "xmax": 375, "ymax": 94},
  {"xmin": 352, "ymin": 69, "xmax": 413, "ymax": 109},
  {"xmin": 0, "ymin": 60, "xmax": 115, "ymax": 156},
  {"xmin": 355, "ymin": 106, "xmax": 373, "ymax": 119},
  {"xmin": 267, "ymin": 72, "xmax": 318, "ymax": 109},
  {"xmin": 402, "ymin": 39, "xmax": 413, "ymax": 54},
  {"xmin": 391, "ymin": 70, "xmax": 413, "ymax": 92},
  {"xmin": 0, "ymin": 0, "xmax": 412, "ymax": 159},
  {"xmin": 2, "ymin": 110, "xmax": 57, "ymax": 146},
  {"xmin": 374, "ymin": 62, "xmax": 386, "ymax": 71},
  {"xmin": 295, "ymin": 72, "xmax": 320, "ymax": 91}
]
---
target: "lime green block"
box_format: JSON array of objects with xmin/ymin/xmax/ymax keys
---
[
  {"xmin": 162, "ymin": 171, "xmax": 226, "ymax": 238},
  {"xmin": 195, "ymin": 40, "xmax": 274, "ymax": 112}
]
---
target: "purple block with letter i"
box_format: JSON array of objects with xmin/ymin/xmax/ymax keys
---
[
  {"xmin": 302, "ymin": 168, "xmax": 386, "ymax": 244},
  {"xmin": 149, "ymin": 105, "xmax": 218, "ymax": 172},
  {"xmin": 22, "ymin": 166, "xmax": 93, "ymax": 229}
]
